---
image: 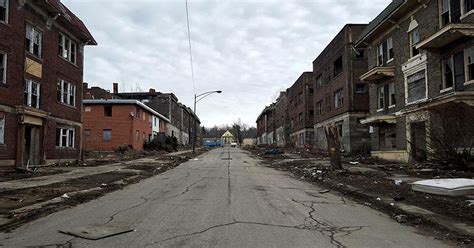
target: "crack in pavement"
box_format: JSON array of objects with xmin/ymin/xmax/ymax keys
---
[
  {"xmin": 104, "ymin": 175, "xmax": 205, "ymax": 225},
  {"xmin": 291, "ymin": 198, "xmax": 364, "ymax": 248}
]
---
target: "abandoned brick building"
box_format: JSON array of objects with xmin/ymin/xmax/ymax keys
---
[
  {"xmin": 313, "ymin": 24, "xmax": 371, "ymax": 153},
  {"xmin": 0, "ymin": 0, "xmax": 96, "ymax": 170},
  {"xmin": 358, "ymin": 0, "xmax": 474, "ymax": 162},
  {"xmin": 274, "ymin": 91, "xmax": 289, "ymax": 147},
  {"xmin": 287, "ymin": 72, "xmax": 315, "ymax": 147},
  {"xmin": 256, "ymin": 104, "xmax": 275, "ymax": 145}
]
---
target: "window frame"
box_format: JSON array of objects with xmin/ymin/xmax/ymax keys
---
[
  {"xmin": 56, "ymin": 127, "xmax": 75, "ymax": 148},
  {"xmin": 334, "ymin": 89, "xmax": 343, "ymax": 109},
  {"xmin": 57, "ymin": 80, "xmax": 76, "ymax": 106},
  {"xmin": 25, "ymin": 23, "xmax": 43, "ymax": 58},
  {"xmin": 377, "ymin": 42, "xmax": 384, "ymax": 66},
  {"xmin": 316, "ymin": 101, "xmax": 323, "ymax": 115},
  {"xmin": 387, "ymin": 36, "xmax": 394, "ymax": 63},
  {"xmin": 440, "ymin": 0, "xmax": 451, "ymax": 26},
  {"xmin": 409, "ymin": 28, "xmax": 421, "ymax": 58},
  {"xmin": 355, "ymin": 84, "xmax": 366, "ymax": 94},
  {"xmin": 0, "ymin": 115, "xmax": 4, "ymax": 145},
  {"xmin": 462, "ymin": 0, "xmax": 474, "ymax": 16},
  {"xmin": 103, "ymin": 129, "xmax": 112, "ymax": 141},
  {"xmin": 388, "ymin": 82, "xmax": 396, "ymax": 108},
  {"xmin": 0, "ymin": 0, "xmax": 9, "ymax": 24},
  {"xmin": 465, "ymin": 46, "xmax": 474, "ymax": 85},
  {"xmin": 24, "ymin": 79, "xmax": 40, "ymax": 108},
  {"xmin": 405, "ymin": 69, "xmax": 428, "ymax": 104},
  {"xmin": 0, "ymin": 51, "xmax": 6, "ymax": 84},
  {"xmin": 58, "ymin": 33, "xmax": 77, "ymax": 64},
  {"xmin": 442, "ymin": 56, "xmax": 455, "ymax": 91},
  {"xmin": 377, "ymin": 85, "xmax": 385, "ymax": 111}
]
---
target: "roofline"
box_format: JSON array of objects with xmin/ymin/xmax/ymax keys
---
[
  {"xmin": 355, "ymin": 0, "xmax": 405, "ymax": 46},
  {"xmin": 83, "ymin": 99, "xmax": 170, "ymax": 122}
]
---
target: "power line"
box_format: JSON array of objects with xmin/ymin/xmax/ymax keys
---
[{"xmin": 185, "ymin": 0, "xmax": 196, "ymax": 95}]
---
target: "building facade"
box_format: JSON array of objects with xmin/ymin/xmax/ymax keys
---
[
  {"xmin": 313, "ymin": 24, "xmax": 371, "ymax": 153},
  {"xmin": 256, "ymin": 105, "xmax": 275, "ymax": 145},
  {"xmin": 358, "ymin": 0, "xmax": 474, "ymax": 162},
  {"xmin": 274, "ymin": 91, "xmax": 289, "ymax": 147},
  {"xmin": 83, "ymin": 99, "xmax": 169, "ymax": 151},
  {"xmin": 287, "ymin": 72, "xmax": 315, "ymax": 147},
  {"xmin": 0, "ymin": 0, "xmax": 96, "ymax": 169}
]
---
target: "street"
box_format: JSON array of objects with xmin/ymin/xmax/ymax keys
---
[{"xmin": 0, "ymin": 147, "xmax": 450, "ymax": 247}]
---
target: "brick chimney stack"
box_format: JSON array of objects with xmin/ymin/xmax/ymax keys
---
[
  {"xmin": 113, "ymin": 83, "xmax": 118, "ymax": 94},
  {"xmin": 149, "ymin": 88, "xmax": 156, "ymax": 94}
]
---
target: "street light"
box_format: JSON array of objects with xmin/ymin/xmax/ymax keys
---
[{"xmin": 193, "ymin": 90, "xmax": 222, "ymax": 153}]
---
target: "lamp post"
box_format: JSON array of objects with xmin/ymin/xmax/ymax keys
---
[{"xmin": 193, "ymin": 90, "xmax": 222, "ymax": 153}]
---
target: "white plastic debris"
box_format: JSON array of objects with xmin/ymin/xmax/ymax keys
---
[
  {"xmin": 467, "ymin": 200, "xmax": 474, "ymax": 207},
  {"xmin": 61, "ymin": 193, "xmax": 70, "ymax": 199},
  {"xmin": 319, "ymin": 189, "xmax": 330, "ymax": 194},
  {"xmin": 316, "ymin": 170, "xmax": 323, "ymax": 174},
  {"xmin": 394, "ymin": 179, "xmax": 403, "ymax": 185},
  {"xmin": 376, "ymin": 197, "xmax": 381, "ymax": 201},
  {"xmin": 100, "ymin": 183, "xmax": 107, "ymax": 187},
  {"xmin": 390, "ymin": 203, "xmax": 395, "ymax": 206},
  {"xmin": 193, "ymin": 158, "xmax": 199, "ymax": 161},
  {"xmin": 412, "ymin": 178, "xmax": 474, "ymax": 196},
  {"xmin": 349, "ymin": 161, "xmax": 359, "ymax": 165}
]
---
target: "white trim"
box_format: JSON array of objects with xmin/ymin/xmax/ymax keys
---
[
  {"xmin": 0, "ymin": 51, "xmax": 6, "ymax": 84},
  {"xmin": 376, "ymin": 108, "xmax": 384, "ymax": 112},
  {"xmin": 386, "ymin": 58, "xmax": 394, "ymax": 64},
  {"xmin": 440, "ymin": 87, "xmax": 453, "ymax": 93},
  {"xmin": 388, "ymin": 105, "xmax": 396, "ymax": 109},
  {"xmin": 56, "ymin": 127, "xmax": 75, "ymax": 148},
  {"xmin": 465, "ymin": 80, "xmax": 474, "ymax": 86},
  {"xmin": 25, "ymin": 23, "xmax": 43, "ymax": 58},
  {"xmin": 58, "ymin": 33, "xmax": 77, "ymax": 65},
  {"xmin": 24, "ymin": 79, "xmax": 40, "ymax": 108},
  {"xmin": 0, "ymin": 0, "xmax": 8, "ymax": 24}
]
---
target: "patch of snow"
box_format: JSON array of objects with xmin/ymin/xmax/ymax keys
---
[{"xmin": 412, "ymin": 179, "xmax": 474, "ymax": 190}]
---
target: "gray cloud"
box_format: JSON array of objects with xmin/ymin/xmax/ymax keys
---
[{"xmin": 64, "ymin": 0, "xmax": 391, "ymax": 127}]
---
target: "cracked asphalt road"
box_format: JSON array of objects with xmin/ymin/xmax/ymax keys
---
[{"xmin": 0, "ymin": 147, "xmax": 450, "ymax": 247}]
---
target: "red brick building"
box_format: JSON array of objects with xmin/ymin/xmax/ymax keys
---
[
  {"xmin": 83, "ymin": 99, "xmax": 169, "ymax": 151},
  {"xmin": 287, "ymin": 72, "xmax": 314, "ymax": 147},
  {"xmin": 0, "ymin": 0, "xmax": 96, "ymax": 170}
]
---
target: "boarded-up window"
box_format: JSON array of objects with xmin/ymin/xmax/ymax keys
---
[
  {"xmin": 103, "ymin": 129, "xmax": 112, "ymax": 141},
  {"xmin": 407, "ymin": 70, "xmax": 426, "ymax": 103}
]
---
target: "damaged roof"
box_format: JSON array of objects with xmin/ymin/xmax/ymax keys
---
[{"xmin": 45, "ymin": 0, "xmax": 97, "ymax": 45}]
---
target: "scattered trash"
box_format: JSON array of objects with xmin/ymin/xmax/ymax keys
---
[
  {"xmin": 390, "ymin": 203, "xmax": 395, "ymax": 206},
  {"xmin": 349, "ymin": 161, "xmax": 359, "ymax": 165},
  {"xmin": 61, "ymin": 193, "xmax": 70, "ymax": 199},
  {"xmin": 376, "ymin": 197, "xmax": 381, "ymax": 201},
  {"xmin": 393, "ymin": 196, "xmax": 405, "ymax": 201},
  {"xmin": 100, "ymin": 183, "xmax": 108, "ymax": 187},
  {"xmin": 319, "ymin": 189, "xmax": 330, "ymax": 194},
  {"xmin": 312, "ymin": 172, "xmax": 317, "ymax": 176},
  {"xmin": 263, "ymin": 149, "xmax": 284, "ymax": 155},
  {"xmin": 193, "ymin": 158, "xmax": 199, "ymax": 161},
  {"xmin": 467, "ymin": 200, "xmax": 474, "ymax": 207},
  {"xmin": 394, "ymin": 214, "xmax": 407, "ymax": 223},
  {"xmin": 316, "ymin": 170, "xmax": 323, "ymax": 174},
  {"xmin": 364, "ymin": 202, "xmax": 371, "ymax": 206},
  {"xmin": 394, "ymin": 179, "xmax": 403, "ymax": 185}
]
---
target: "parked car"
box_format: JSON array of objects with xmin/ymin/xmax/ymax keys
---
[{"xmin": 230, "ymin": 142, "xmax": 237, "ymax": 147}]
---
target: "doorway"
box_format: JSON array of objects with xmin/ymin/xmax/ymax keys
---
[
  {"xmin": 410, "ymin": 122, "xmax": 427, "ymax": 162},
  {"xmin": 23, "ymin": 125, "xmax": 41, "ymax": 166}
]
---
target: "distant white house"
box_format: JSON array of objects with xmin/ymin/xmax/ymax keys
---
[{"xmin": 221, "ymin": 130, "xmax": 235, "ymax": 144}]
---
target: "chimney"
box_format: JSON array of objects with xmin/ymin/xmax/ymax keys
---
[
  {"xmin": 113, "ymin": 83, "xmax": 118, "ymax": 94},
  {"xmin": 82, "ymin": 82, "xmax": 88, "ymax": 90},
  {"xmin": 149, "ymin": 88, "xmax": 156, "ymax": 94}
]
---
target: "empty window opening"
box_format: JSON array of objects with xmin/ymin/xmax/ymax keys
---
[
  {"xmin": 334, "ymin": 56, "xmax": 343, "ymax": 76},
  {"xmin": 104, "ymin": 106, "xmax": 112, "ymax": 116}
]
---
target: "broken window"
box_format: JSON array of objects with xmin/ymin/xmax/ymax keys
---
[
  {"xmin": 24, "ymin": 79, "xmax": 40, "ymax": 108},
  {"xmin": 441, "ymin": 0, "xmax": 451, "ymax": 26},
  {"xmin": 334, "ymin": 56, "xmax": 343, "ymax": 76},
  {"xmin": 377, "ymin": 86, "xmax": 385, "ymax": 110},
  {"xmin": 467, "ymin": 47, "xmax": 474, "ymax": 81},
  {"xmin": 442, "ymin": 57, "xmax": 454, "ymax": 89},
  {"xmin": 389, "ymin": 82, "xmax": 396, "ymax": 107},
  {"xmin": 0, "ymin": 0, "xmax": 8, "ymax": 23},
  {"xmin": 298, "ymin": 112, "xmax": 303, "ymax": 124},
  {"xmin": 316, "ymin": 101, "xmax": 323, "ymax": 115},
  {"xmin": 334, "ymin": 89, "xmax": 343, "ymax": 109},
  {"xmin": 453, "ymin": 51, "xmax": 465, "ymax": 86},
  {"xmin": 407, "ymin": 70, "xmax": 427, "ymax": 103},
  {"xmin": 0, "ymin": 52, "xmax": 5, "ymax": 84},
  {"xmin": 316, "ymin": 74, "xmax": 323, "ymax": 88},
  {"xmin": 25, "ymin": 24, "xmax": 42, "ymax": 57},
  {"xmin": 104, "ymin": 106, "xmax": 112, "ymax": 116},
  {"xmin": 57, "ymin": 80, "xmax": 76, "ymax": 106},
  {"xmin": 59, "ymin": 33, "xmax": 77, "ymax": 64},
  {"xmin": 355, "ymin": 84, "xmax": 366, "ymax": 94},
  {"xmin": 103, "ymin": 129, "xmax": 112, "ymax": 141},
  {"xmin": 377, "ymin": 43, "xmax": 384, "ymax": 66},
  {"xmin": 409, "ymin": 28, "xmax": 420, "ymax": 58},
  {"xmin": 336, "ymin": 121, "xmax": 343, "ymax": 137},
  {"xmin": 56, "ymin": 127, "xmax": 75, "ymax": 148},
  {"xmin": 387, "ymin": 36, "xmax": 394, "ymax": 62},
  {"xmin": 0, "ymin": 115, "xmax": 4, "ymax": 144}
]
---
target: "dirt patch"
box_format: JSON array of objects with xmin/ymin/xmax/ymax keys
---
[
  {"xmin": 246, "ymin": 147, "xmax": 474, "ymax": 246},
  {"xmin": 0, "ymin": 168, "xmax": 68, "ymax": 183}
]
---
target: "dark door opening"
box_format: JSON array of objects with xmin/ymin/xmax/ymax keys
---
[
  {"xmin": 410, "ymin": 122, "xmax": 427, "ymax": 162},
  {"xmin": 23, "ymin": 125, "xmax": 41, "ymax": 166}
]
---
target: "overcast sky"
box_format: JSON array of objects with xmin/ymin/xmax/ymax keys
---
[{"xmin": 63, "ymin": 0, "xmax": 390, "ymax": 127}]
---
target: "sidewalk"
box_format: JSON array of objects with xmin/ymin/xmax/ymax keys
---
[{"xmin": 0, "ymin": 148, "xmax": 205, "ymax": 232}]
